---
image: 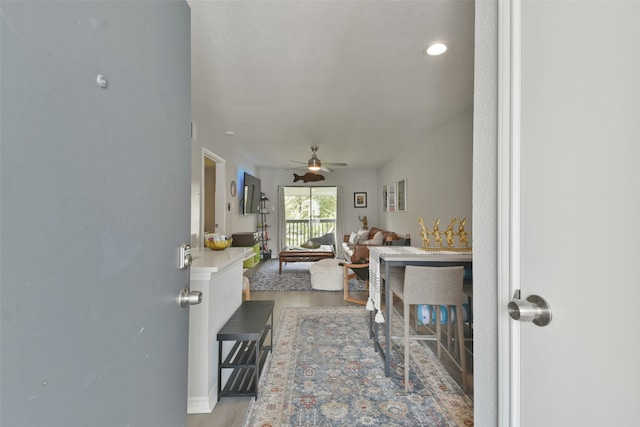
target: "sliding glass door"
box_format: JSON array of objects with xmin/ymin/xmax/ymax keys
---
[{"xmin": 283, "ymin": 186, "xmax": 337, "ymax": 247}]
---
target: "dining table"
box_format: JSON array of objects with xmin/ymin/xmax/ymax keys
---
[{"xmin": 367, "ymin": 246, "xmax": 472, "ymax": 377}]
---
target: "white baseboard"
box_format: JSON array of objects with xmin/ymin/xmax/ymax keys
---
[{"xmin": 187, "ymin": 393, "xmax": 215, "ymax": 415}]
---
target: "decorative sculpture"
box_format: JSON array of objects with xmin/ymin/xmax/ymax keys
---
[
  {"xmin": 418, "ymin": 217, "xmax": 430, "ymax": 249},
  {"xmin": 418, "ymin": 216, "xmax": 471, "ymax": 251},
  {"xmin": 457, "ymin": 218, "xmax": 471, "ymax": 248},
  {"xmin": 432, "ymin": 218, "xmax": 443, "ymax": 248},
  {"xmin": 445, "ymin": 218, "xmax": 457, "ymax": 248},
  {"xmin": 358, "ymin": 215, "xmax": 368, "ymax": 230}
]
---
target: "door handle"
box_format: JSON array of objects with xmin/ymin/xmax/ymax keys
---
[
  {"xmin": 508, "ymin": 291, "xmax": 552, "ymax": 326},
  {"xmin": 178, "ymin": 288, "xmax": 202, "ymax": 308}
]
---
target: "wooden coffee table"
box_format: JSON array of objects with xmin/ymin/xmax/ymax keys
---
[{"xmin": 278, "ymin": 245, "xmax": 335, "ymax": 274}]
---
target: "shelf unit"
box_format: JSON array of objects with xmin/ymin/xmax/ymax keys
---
[
  {"xmin": 217, "ymin": 300, "xmax": 274, "ymax": 400},
  {"xmin": 258, "ymin": 193, "xmax": 271, "ymax": 260}
]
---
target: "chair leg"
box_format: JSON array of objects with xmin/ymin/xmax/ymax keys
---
[
  {"xmin": 343, "ymin": 267, "xmax": 366, "ymax": 305},
  {"xmin": 447, "ymin": 305, "xmax": 453, "ymax": 353},
  {"xmin": 435, "ymin": 305, "xmax": 442, "ymax": 359},
  {"xmin": 343, "ymin": 266, "xmax": 350, "ymax": 301},
  {"xmin": 404, "ymin": 302, "xmax": 410, "ymax": 392},
  {"xmin": 456, "ymin": 303, "xmax": 468, "ymax": 393}
]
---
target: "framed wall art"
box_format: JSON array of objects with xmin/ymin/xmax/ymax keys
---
[
  {"xmin": 387, "ymin": 183, "xmax": 396, "ymax": 212},
  {"xmin": 354, "ymin": 192, "xmax": 367, "ymax": 208},
  {"xmin": 382, "ymin": 185, "xmax": 388, "ymax": 212},
  {"xmin": 396, "ymin": 178, "xmax": 407, "ymax": 211}
]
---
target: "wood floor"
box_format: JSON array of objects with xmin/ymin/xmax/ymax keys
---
[{"xmin": 187, "ymin": 289, "xmax": 473, "ymax": 427}]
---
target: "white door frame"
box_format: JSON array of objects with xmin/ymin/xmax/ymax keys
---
[
  {"xmin": 497, "ymin": 0, "xmax": 521, "ymax": 425},
  {"xmin": 201, "ymin": 147, "xmax": 226, "ymax": 242}
]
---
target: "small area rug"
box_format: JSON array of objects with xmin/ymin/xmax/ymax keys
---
[
  {"xmin": 250, "ymin": 259, "xmax": 365, "ymax": 292},
  {"xmin": 243, "ymin": 306, "xmax": 473, "ymax": 427}
]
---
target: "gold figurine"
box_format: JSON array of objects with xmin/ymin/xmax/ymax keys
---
[
  {"xmin": 445, "ymin": 218, "xmax": 457, "ymax": 248},
  {"xmin": 419, "ymin": 215, "xmax": 471, "ymax": 252},
  {"xmin": 358, "ymin": 215, "xmax": 368, "ymax": 230},
  {"xmin": 418, "ymin": 217, "xmax": 431, "ymax": 249},
  {"xmin": 432, "ymin": 218, "xmax": 443, "ymax": 248},
  {"xmin": 457, "ymin": 218, "xmax": 471, "ymax": 248}
]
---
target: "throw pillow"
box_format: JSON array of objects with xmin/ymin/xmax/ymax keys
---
[
  {"xmin": 362, "ymin": 232, "xmax": 384, "ymax": 245},
  {"xmin": 348, "ymin": 232, "xmax": 358, "ymax": 245},
  {"xmin": 371, "ymin": 231, "xmax": 384, "ymax": 245},
  {"xmin": 357, "ymin": 228, "xmax": 370, "ymax": 243}
]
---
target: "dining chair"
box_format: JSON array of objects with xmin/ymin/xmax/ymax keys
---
[{"xmin": 390, "ymin": 265, "xmax": 467, "ymax": 393}]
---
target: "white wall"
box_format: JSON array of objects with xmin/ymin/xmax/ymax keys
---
[
  {"xmin": 378, "ymin": 109, "xmax": 473, "ymax": 245},
  {"xmin": 189, "ymin": 121, "xmax": 261, "ymax": 247},
  {"xmin": 473, "ymin": 0, "xmax": 498, "ymax": 425}
]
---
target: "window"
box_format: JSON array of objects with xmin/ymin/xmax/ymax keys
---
[{"xmin": 283, "ymin": 186, "xmax": 337, "ymax": 247}]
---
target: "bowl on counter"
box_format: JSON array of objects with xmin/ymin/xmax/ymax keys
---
[{"xmin": 206, "ymin": 238, "xmax": 233, "ymax": 251}]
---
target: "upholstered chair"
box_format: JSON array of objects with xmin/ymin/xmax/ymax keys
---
[{"xmin": 390, "ymin": 265, "xmax": 467, "ymax": 393}]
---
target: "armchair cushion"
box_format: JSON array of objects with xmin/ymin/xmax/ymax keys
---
[
  {"xmin": 356, "ymin": 228, "xmax": 370, "ymax": 243},
  {"xmin": 362, "ymin": 231, "xmax": 384, "ymax": 245}
]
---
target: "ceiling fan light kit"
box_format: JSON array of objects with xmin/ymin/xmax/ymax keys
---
[
  {"xmin": 289, "ymin": 146, "xmax": 348, "ymax": 173},
  {"xmin": 308, "ymin": 157, "xmax": 321, "ymax": 171}
]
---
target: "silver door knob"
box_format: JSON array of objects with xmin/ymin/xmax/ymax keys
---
[
  {"xmin": 508, "ymin": 294, "xmax": 552, "ymax": 327},
  {"xmin": 178, "ymin": 288, "xmax": 202, "ymax": 308}
]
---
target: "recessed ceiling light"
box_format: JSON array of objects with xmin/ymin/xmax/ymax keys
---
[
  {"xmin": 425, "ymin": 43, "xmax": 447, "ymax": 56},
  {"xmin": 224, "ymin": 130, "xmax": 235, "ymax": 136}
]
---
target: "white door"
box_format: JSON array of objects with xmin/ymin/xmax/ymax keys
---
[
  {"xmin": 502, "ymin": 1, "xmax": 640, "ymax": 425},
  {"xmin": 1, "ymin": 1, "xmax": 192, "ymax": 426}
]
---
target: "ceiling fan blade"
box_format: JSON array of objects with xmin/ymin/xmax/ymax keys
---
[{"xmin": 323, "ymin": 162, "xmax": 348, "ymax": 167}]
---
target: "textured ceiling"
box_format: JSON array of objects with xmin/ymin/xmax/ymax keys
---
[{"xmin": 189, "ymin": 0, "xmax": 475, "ymax": 171}]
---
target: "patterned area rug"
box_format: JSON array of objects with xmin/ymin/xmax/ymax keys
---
[
  {"xmin": 243, "ymin": 306, "xmax": 474, "ymax": 426},
  {"xmin": 250, "ymin": 260, "xmax": 365, "ymax": 292}
]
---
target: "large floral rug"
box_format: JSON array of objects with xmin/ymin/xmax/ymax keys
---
[
  {"xmin": 243, "ymin": 306, "xmax": 473, "ymax": 426},
  {"xmin": 250, "ymin": 260, "xmax": 365, "ymax": 292}
]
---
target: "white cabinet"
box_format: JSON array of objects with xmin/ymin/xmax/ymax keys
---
[{"xmin": 186, "ymin": 247, "xmax": 251, "ymax": 414}]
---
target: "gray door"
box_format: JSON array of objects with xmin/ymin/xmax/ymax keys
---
[{"xmin": 1, "ymin": 1, "xmax": 192, "ymax": 426}]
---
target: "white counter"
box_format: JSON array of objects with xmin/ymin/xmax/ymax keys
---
[
  {"xmin": 187, "ymin": 246, "xmax": 255, "ymax": 414},
  {"xmin": 190, "ymin": 246, "xmax": 253, "ymax": 276}
]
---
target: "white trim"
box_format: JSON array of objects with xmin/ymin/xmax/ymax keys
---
[
  {"xmin": 497, "ymin": 0, "xmax": 522, "ymax": 426},
  {"xmin": 187, "ymin": 395, "xmax": 213, "ymax": 415}
]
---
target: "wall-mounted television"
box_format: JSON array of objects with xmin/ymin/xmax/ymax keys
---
[{"xmin": 242, "ymin": 172, "xmax": 261, "ymax": 215}]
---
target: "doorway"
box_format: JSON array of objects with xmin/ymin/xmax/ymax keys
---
[
  {"xmin": 201, "ymin": 148, "xmax": 226, "ymax": 245},
  {"xmin": 282, "ymin": 186, "xmax": 337, "ymax": 247}
]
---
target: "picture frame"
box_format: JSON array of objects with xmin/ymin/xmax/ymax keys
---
[
  {"xmin": 382, "ymin": 185, "xmax": 388, "ymax": 212},
  {"xmin": 397, "ymin": 178, "xmax": 407, "ymax": 211},
  {"xmin": 354, "ymin": 192, "xmax": 367, "ymax": 208},
  {"xmin": 387, "ymin": 183, "xmax": 396, "ymax": 212}
]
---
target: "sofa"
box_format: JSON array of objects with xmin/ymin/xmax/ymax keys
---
[{"xmin": 342, "ymin": 227, "xmax": 410, "ymax": 262}]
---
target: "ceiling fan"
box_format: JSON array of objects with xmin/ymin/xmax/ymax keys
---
[{"xmin": 290, "ymin": 146, "xmax": 348, "ymax": 173}]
